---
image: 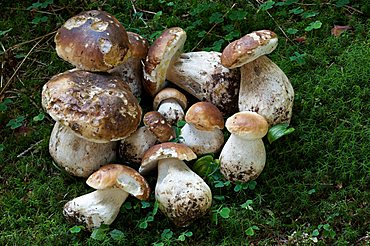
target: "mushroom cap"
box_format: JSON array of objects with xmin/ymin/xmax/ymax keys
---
[
  {"xmin": 143, "ymin": 111, "xmax": 175, "ymax": 142},
  {"xmin": 221, "ymin": 30, "xmax": 278, "ymax": 69},
  {"xmin": 55, "ymin": 10, "xmax": 130, "ymax": 71},
  {"xmin": 42, "ymin": 69, "xmax": 142, "ymax": 143},
  {"xmin": 185, "ymin": 102, "xmax": 224, "ymax": 131},
  {"xmin": 153, "ymin": 88, "xmax": 187, "ymax": 110},
  {"xmin": 139, "ymin": 142, "xmax": 197, "ymax": 174},
  {"xmin": 127, "ymin": 31, "xmax": 149, "ymax": 59},
  {"xmin": 143, "ymin": 27, "xmax": 187, "ymax": 96},
  {"xmin": 225, "ymin": 111, "xmax": 268, "ymax": 139},
  {"xmin": 86, "ymin": 164, "xmax": 150, "ymax": 200}
]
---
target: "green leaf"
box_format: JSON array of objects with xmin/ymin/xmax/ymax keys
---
[
  {"xmin": 146, "ymin": 215, "xmax": 154, "ymax": 222},
  {"xmin": 176, "ymin": 120, "xmax": 186, "ymax": 128},
  {"xmin": 123, "ymin": 201, "xmax": 132, "ymax": 209},
  {"xmin": 0, "ymin": 144, "xmax": 4, "ymax": 152},
  {"xmin": 248, "ymin": 180, "xmax": 257, "ymax": 190},
  {"xmin": 289, "ymin": 7, "xmax": 304, "ymax": 14},
  {"xmin": 138, "ymin": 220, "xmax": 148, "ymax": 229},
  {"xmin": 228, "ymin": 9, "xmax": 247, "ymax": 21},
  {"xmin": 141, "ymin": 201, "xmax": 151, "ymax": 208},
  {"xmin": 312, "ymin": 229, "xmax": 320, "ymax": 236},
  {"xmin": 161, "ymin": 229, "xmax": 173, "ymax": 239},
  {"xmin": 193, "ymin": 155, "xmax": 214, "ymax": 176},
  {"xmin": 259, "ymin": 0, "xmax": 275, "ymax": 11},
  {"xmin": 197, "ymin": 30, "xmax": 207, "ymax": 38},
  {"xmin": 219, "ymin": 207, "xmax": 231, "ymax": 218},
  {"xmin": 234, "ymin": 184, "xmax": 242, "ymax": 192},
  {"xmin": 301, "ymin": 11, "xmax": 319, "ymax": 19},
  {"xmin": 245, "ymin": 226, "xmax": 258, "ymax": 236},
  {"xmin": 286, "ymin": 28, "xmax": 298, "ymax": 35},
  {"xmin": 289, "ymin": 52, "xmax": 306, "ymax": 65},
  {"xmin": 69, "ymin": 225, "xmax": 84, "ymax": 234},
  {"xmin": 90, "ymin": 225, "xmax": 109, "ymax": 241},
  {"xmin": 6, "ymin": 116, "xmax": 26, "ymax": 129},
  {"xmin": 184, "ymin": 231, "xmax": 193, "ymax": 237},
  {"xmin": 225, "ymin": 30, "xmax": 241, "ymax": 41},
  {"xmin": 109, "ymin": 229, "xmax": 125, "ymax": 241},
  {"xmin": 153, "ymin": 11, "xmax": 163, "ymax": 22},
  {"xmin": 211, "ymin": 39, "xmax": 225, "ymax": 52},
  {"xmin": 33, "ymin": 113, "xmax": 45, "ymax": 122},
  {"xmin": 0, "ymin": 98, "xmax": 12, "ymax": 111},
  {"xmin": 308, "ymin": 189, "xmax": 316, "ymax": 194},
  {"xmin": 209, "ymin": 12, "xmax": 223, "ymax": 24},
  {"xmin": 335, "ymin": 0, "xmax": 350, "ymax": 7},
  {"xmin": 214, "ymin": 180, "xmax": 225, "ymax": 188},
  {"xmin": 31, "ymin": 16, "xmax": 48, "ymax": 24},
  {"xmin": 267, "ymin": 123, "xmax": 295, "ymax": 143},
  {"xmin": 178, "ymin": 235, "xmax": 186, "ymax": 241},
  {"xmin": 241, "ymin": 200, "xmax": 253, "ymax": 210},
  {"xmin": 152, "ymin": 200, "xmax": 159, "ymax": 215},
  {"xmin": 323, "ymin": 224, "xmax": 330, "ymax": 231},
  {"xmin": 305, "ymin": 21, "xmax": 322, "ymax": 31},
  {"xmin": 213, "ymin": 195, "xmax": 225, "ymax": 201},
  {"xmin": 0, "ymin": 28, "xmax": 12, "ymax": 37}
]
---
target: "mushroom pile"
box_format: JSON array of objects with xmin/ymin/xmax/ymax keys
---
[{"xmin": 42, "ymin": 10, "xmax": 294, "ymax": 230}]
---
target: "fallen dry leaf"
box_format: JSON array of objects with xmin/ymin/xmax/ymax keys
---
[{"xmin": 331, "ymin": 25, "xmax": 352, "ymax": 37}]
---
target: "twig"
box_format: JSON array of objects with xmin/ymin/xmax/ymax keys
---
[
  {"xmin": 355, "ymin": 235, "xmax": 370, "ymax": 245},
  {"xmin": 265, "ymin": 10, "xmax": 295, "ymax": 45},
  {"xmin": 130, "ymin": 0, "xmax": 148, "ymax": 27},
  {"xmin": 191, "ymin": 3, "xmax": 237, "ymax": 51},
  {"xmin": 17, "ymin": 139, "xmax": 45, "ymax": 158},
  {"xmin": 0, "ymin": 34, "xmax": 47, "ymax": 96},
  {"xmin": 7, "ymin": 31, "xmax": 56, "ymax": 51},
  {"xmin": 0, "ymin": 42, "xmax": 5, "ymax": 88}
]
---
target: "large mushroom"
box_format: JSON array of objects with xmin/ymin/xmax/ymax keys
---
[
  {"xmin": 219, "ymin": 111, "xmax": 268, "ymax": 182},
  {"xmin": 180, "ymin": 102, "xmax": 225, "ymax": 155},
  {"xmin": 221, "ymin": 30, "xmax": 294, "ymax": 126},
  {"xmin": 63, "ymin": 164, "xmax": 150, "ymax": 230},
  {"xmin": 55, "ymin": 10, "xmax": 131, "ymax": 72},
  {"xmin": 139, "ymin": 143, "xmax": 212, "ymax": 227},
  {"xmin": 153, "ymin": 88, "xmax": 188, "ymax": 124}
]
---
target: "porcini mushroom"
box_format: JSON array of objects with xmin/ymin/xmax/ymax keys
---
[
  {"xmin": 153, "ymin": 88, "xmax": 188, "ymax": 124},
  {"xmin": 63, "ymin": 164, "xmax": 150, "ymax": 230},
  {"xmin": 109, "ymin": 31, "xmax": 149, "ymax": 97},
  {"xmin": 221, "ymin": 30, "xmax": 294, "ymax": 126},
  {"xmin": 180, "ymin": 102, "xmax": 225, "ymax": 155},
  {"xmin": 219, "ymin": 111, "xmax": 268, "ymax": 183},
  {"xmin": 119, "ymin": 111, "xmax": 175, "ymax": 163},
  {"xmin": 49, "ymin": 122, "xmax": 116, "ymax": 177},
  {"xmin": 143, "ymin": 27, "xmax": 187, "ymax": 96},
  {"xmin": 55, "ymin": 10, "xmax": 130, "ymax": 71},
  {"xmin": 42, "ymin": 69, "xmax": 142, "ymax": 143},
  {"xmin": 139, "ymin": 143, "xmax": 212, "ymax": 227},
  {"xmin": 166, "ymin": 51, "xmax": 240, "ymax": 115}
]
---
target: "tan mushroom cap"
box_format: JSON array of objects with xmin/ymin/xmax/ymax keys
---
[
  {"xmin": 42, "ymin": 69, "xmax": 142, "ymax": 143},
  {"xmin": 225, "ymin": 111, "xmax": 268, "ymax": 139},
  {"xmin": 55, "ymin": 10, "xmax": 130, "ymax": 71},
  {"xmin": 86, "ymin": 164, "xmax": 150, "ymax": 200},
  {"xmin": 153, "ymin": 88, "xmax": 187, "ymax": 110},
  {"xmin": 221, "ymin": 30, "xmax": 278, "ymax": 69},
  {"xmin": 143, "ymin": 111, "xmax": 175, "ymax": 142},
  {"xmin": 127, "ymin": 31, "xmax": 149, "ymax": 59},
  {"xmin": 185, "ymin": 102, "xmax": 224, "ymax": 131},
  {"xmin": 139, "ymin": 142, "xmax": 197, "ymax": 174},
  {"xmin": 143, "ymin": 27, "xmax": 187, "ymax": 96}
]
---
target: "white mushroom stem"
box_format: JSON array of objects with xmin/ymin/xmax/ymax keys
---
[
  {"xmin": 119, "ymin": 126, "xmax": 157, "ymax": 163},
  {"xmin": 49, "ymin": 122, "xmax": 117, "ymax": 177},
  {"xmin": 63, "ymin": 187, "xmax": 129, "ymax": 230},
  {"xmin": 179, "ymin": 123, "xmax": 224, "ymax": 155},
  {"xmin": 155, "ymin": 158, "xmax": 212, "ymax": 227},
  {"xmin": 238, "ymin": 56, "xmax": 294, "ymax": 126},
  {"xmin": 166, "ymin": 51, "xmax": 240, "ymax": 114},
  {"xmin": 157, "ymin": 98, "xmax": 185, "ymax": 124},
  {"xmin": 219, "ymin": 134, "xmax": 266, "ymax": 183}
]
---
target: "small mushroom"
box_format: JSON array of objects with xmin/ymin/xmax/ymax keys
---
[
  {"xmin": 221, "ymin": 30, "xmax": 294, "ymax": 126},
  {"xmin": 63, "ymin": 164, "xmax": 150, "ymax": 230},
  {"xmin": 109, "ymin": 31, "xmax": 149, "ymax": 97},
  {"xmin": 166, "ymin": 51, "xmax": 240, "ymax": 115},
  {"xmin": 49, "ymin": 122, "xmax": 116, "ymax": 177},
  {"xmin": 42, "ymin": 69, "xmax": 142, "ymax": 143},
  {"xmin": 119, "ymin": 111, "xmax": 175, "ymax": 163},
  {"xmin": 143, "ymin": 27, "xmax": 187, "ymax": 96},
  {"xmin": 219, "ymin": 111, "xmax": 268, "ymax": 183},
  {"xmin": 55, "ymin": 10, "xmax": 130, "ymax": 71},
  {"xmin": 139, "ymin": 143, "xmax": 212, "ymax": 227},
  {"xmin": 153, "ymin": 88, "xmax": 188, "ymax": 124},
  {"xmin": 180, "ymin": 102, "xmax": 225, "ymax": 155}
]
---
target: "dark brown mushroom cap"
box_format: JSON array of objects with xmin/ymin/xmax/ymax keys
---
[
  {"xmin": 185, "ymin": 102, "xmax": 224, "ymax": 131},
  {"xmin": 221, "ymin": 30, "xmax": 278, "ymax": 69},
  {"xmin": 42, "ymin": 69, "xmax": 142, "ymax": 143},
  {"xmin": 143, "ymin": 27, "xmax": 187, "ymax": 96},
  {"xmin": 139, "ymin": 142, "xmax": 197, "ymax": 174},
  {"xmin": 225, "ymin": 111, "xmax": 268, "ymax": 139},
  {"xmin": 143, "ymin": 111, "xmax": 175, "ymax": 142},
  {"xmin": 55, "ymin": 10, "xmax": 130, "ymax": 71},
  {"xmin": 86, "ymin": 164, "xmax": 150, "ymax": 200},
  {"xmin": 153, "ymin": 88, "xmax": 187, "ymax": 110},
  {"xmin": 127, "ymin": 32, "xmax": 149, "ymax": 59}
]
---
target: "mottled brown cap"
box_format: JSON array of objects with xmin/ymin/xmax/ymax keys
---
[
  {"xmin": 225, "ymin": 111, "xmax": 268, "ymax": 139},
  {"xmin": 55, "ymin": 10, "xmax": 130, "ymax": 71},
  {"xmin": 143, "ymin": 111, "xmax": 175, "ymax": 142},
  {"xmin": 153, "ymin": 88, "xmax": 187, "ymax": 110},
  {"xmin": 221, "ymin": 30, "xmax": 278, "ymax": 69},
  {"xmin": 127, "ymin": 32, "xmax": 149, "ymax": 59},
  {"xmin": 86, "ymin": 164, "xmax": 150, "ymax": 200},
  {"xmin": 185, "ymin": 102, "xmax": 224, "ymax": 131},
  {"xmin": 143, "ymin": 27, "xmax": 187, "ymax": 96},
  {"xmin": 42, "ymin": 69, "xmax": 142, "ymax": 143},
  {"xmin": 139, "ymin": 142, "xmax": 197, "ymax": 174}
]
